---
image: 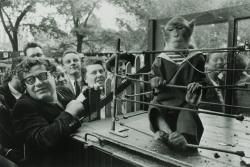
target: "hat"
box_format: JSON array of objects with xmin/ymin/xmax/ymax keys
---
[{"xmin": 106, "ymin": 53, "xmax": 135, "ymax": 72}]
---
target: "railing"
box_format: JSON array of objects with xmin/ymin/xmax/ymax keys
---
[{"xmin": 103, "ymin": 55, "xmax": 144, "ymax": 118}]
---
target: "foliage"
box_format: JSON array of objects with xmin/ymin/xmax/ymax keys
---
[
  {"xmin": 0, "ymin": 0, "xmax": 38, "ymax": 51},
  {"xmin": 2, "ymin": 0, "xmax": 250, "ymax": 54},
  {"xmin": 51, "ymin": 0, "xmax": 102, "ymax": 52},
  {"xmin": 107, "ymin": 0, "xmax": 250, "ymax": 52}
]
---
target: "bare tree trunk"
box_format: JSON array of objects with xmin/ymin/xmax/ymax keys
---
[
  {"xmin": 12, "ymin": 29, "xmax": 18, "ymax": 51},
  {"xmin": 76, "ymin": 33, "xmax": 84, "ymax": 53}
]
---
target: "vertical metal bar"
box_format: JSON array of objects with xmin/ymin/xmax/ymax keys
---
[
  {"xmin": 111, "ymin": 38, "xmax": 121, "ymax": 131},
  {"xmin": 225, "ymin": 17, "xmax": 236, "ymax": 114},
  {"xmin": 148, "ymin": 19, "xmax": 157, "ymax": 65},
  {"xmin": 144, "ymin": 19, "xmax": 157, "ymax": 110}
]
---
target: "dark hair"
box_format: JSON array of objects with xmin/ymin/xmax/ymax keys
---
[
  {"xmin": 17, "ymin": 57, "xmax": 57, "ymax": 82},
  {"xmin": 205, "ymin": 52, "xmax": 226, "ymax": 64},
  {"xmin": 61, "ymin": 50, "xmax": 79, "ymax": 65},
  {"xmin": 81, "ymin": 57, "xmax": 104, "ymax": 79},
  {"xmin": 106, "ymin": 53, "xmax": 135, "ymax": 72},
  {"xmin": 1, "ymin": 69, "xmax": 12, "ymax": 84},
  {"xmin": 2, "ymin": 58, "xmax": 23, "ymax": 84},
  {"xmin": 23, "ymin": 42, "xmax": 42, "ymax": 56}
]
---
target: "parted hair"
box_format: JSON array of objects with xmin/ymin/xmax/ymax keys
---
[
  {"xmin": 16, "ymin": 57, "xmax": 57, "ymax": 82},
  {"xmin": 205, "ymin": 52, "xmax": 226, "ymax": 64},
  {"xmin": 23, "ymin": 41, "xmax": 42, "ymax": 56},
  {"xmin": 81, "ymin": 57, "xmax": 104, "ymax": 78},
  {"xmin": 61, "ymin": 50, "xmax": 79, "ymax": 65}
]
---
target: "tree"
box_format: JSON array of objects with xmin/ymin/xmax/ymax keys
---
[
  {"xmin": 0, "ymin": 0, "xmax": 36, "ymax": 51},
  {"xmin": 107, "ymin": 0, "xmax": 250, "ymax": 51},
  {"xmin": 53, "ymin": 0, "xmax": 101, "ymax": 52}
]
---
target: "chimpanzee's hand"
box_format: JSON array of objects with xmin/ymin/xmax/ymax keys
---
[
  {"xmin": 186, "ymin": 82, "xmax": 202, "ymax": 106},
  {"xmin": 168, "ymin": 132, "xmax": 187, "ymax": 150},
  {"xmin": 187, "ymin": 82, "xmax": 202, "ymax": 95},
  {"xmin": 150, "ymin": 77, "xmax": 166, "ymax": 89}
]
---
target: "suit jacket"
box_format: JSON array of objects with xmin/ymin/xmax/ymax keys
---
[
  {"xmin": 0, "ymin": 94, "xmax": 21, "ymax": 149},
  {"xmin": 0, "ymin": 83, "xmax": 17, "ymax": 111},
  {"xmin": 11, "ymin": 86, "xmax": 81, "ymax": 167},
  {"xmin": 199, "ymin": 76, "xmax": 225, "ymax": 112},
  {"xmin": 65, "ymin": 78, "xmax": 84, "ymax": 96},
  {"xmin": 0, "ymin": 94, "xmax": 23, "ymax": 163}
]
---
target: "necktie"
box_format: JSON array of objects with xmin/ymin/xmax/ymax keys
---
[{"xmin": 74, "ymin": 80, "xmax": 81, "ymax": 97}]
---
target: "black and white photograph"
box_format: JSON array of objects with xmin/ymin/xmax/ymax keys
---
[{"xmin": 0, "ymin": 0, "xmax": 250, "ymax": 166}]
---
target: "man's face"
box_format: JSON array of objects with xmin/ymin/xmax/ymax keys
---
[
  {"xmin": 85, "ymin": 64, "xmax": 106, "ymax": 88},
  {"xmin": 62, "ymin": 53, "xmax": 81, "ymax": 76},
  {"xmin": 111, "ymin": 59, "xmax": 129, "ymax": 75},
  {"xmin": 206, "ymin": 54, "xmax": 225, "ymax": 75},
  {"xmin": 22, "ymin": 65, "xmax": 56, "ymax": 102},
  {"xmin": 26, "ymin": 47, "xmax": 44, "ymax": 58},
  {"xmin": 54, "ymin": 66, "xmax": 68, "ymax": 87}
]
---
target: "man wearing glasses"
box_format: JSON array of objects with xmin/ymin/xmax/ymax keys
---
[
  {"xmin": 11, "ymin": 57, "xmax": 85, "ymax": 166},
  {"xmin": 23, "ymin": 41, "xmax": 45, "ymax": 58}
]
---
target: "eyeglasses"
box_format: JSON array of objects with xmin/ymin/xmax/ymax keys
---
[
  {"xmin": 22, "ymin": 71, "xmax": 49, "ymax": 85},
  {"xmin": 30, "ymin": 53, "xmax": 44, "ymax": 58}
]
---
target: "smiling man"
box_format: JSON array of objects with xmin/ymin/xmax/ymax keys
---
[
  {"xmin": 81, "ymin": 57, "xmax": 106, "ymax": 89},
  {"xmin": 11, "ymin": 58, "xmax": 85, "ymax": 167},
  {"xmin": 61, "ymin": 50, "xmax": 83, "ymax": 96}
]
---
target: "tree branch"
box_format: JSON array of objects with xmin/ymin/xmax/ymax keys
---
[
  {"xmin": 1, "ymin": 8, "xmax": 14, "ymax": 29},
  {"xmin": 14, "ymin": 2, "xmax": 34, "ymax": 29},
  {"xmin": 0, "ymin": 7, "xmax": 14, "ymax": 44},
  {"xmin": 83, "ymin": 3, "xmax": 97, "ymax": 27}
]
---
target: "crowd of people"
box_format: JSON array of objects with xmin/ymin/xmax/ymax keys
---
[
  {"xmin": 0, "ymin": 41, "xmax": 138, "ymax": 166},
  {"xmin": 0, "ymin": 16, "xmax": 250, "ymax": 167}
]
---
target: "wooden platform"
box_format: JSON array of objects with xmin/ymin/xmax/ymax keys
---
[{"xmin": 71, "ymin": 111, "xmax": 250, "ymax": 167}]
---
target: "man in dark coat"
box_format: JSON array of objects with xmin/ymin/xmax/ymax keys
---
[
  {"xmin": 11, "ymin": 58, "xmax": 85, "ymax": 167},
  {"xmin": 0, "ymin": 58, "xmax": 25, "ymax": 111}
]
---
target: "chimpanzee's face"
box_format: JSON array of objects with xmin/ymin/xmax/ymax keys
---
[{"xmin": 162, "ymin": 17, "xmax": 194, "ymax": 50}]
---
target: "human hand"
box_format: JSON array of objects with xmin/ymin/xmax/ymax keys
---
[
  {"xmin": 168, "ymin": 132, "xmax": 187, "ymax": 150},
  {"xmin": 65, "ymin": 100, "xmax": 84, "ymax": 117},
  {"xmin": 76, "ymin": 86, "xmax": 89, "ymax": 103}
]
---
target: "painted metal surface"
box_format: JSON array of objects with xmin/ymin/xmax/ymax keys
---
[{"xmin": 70, "ymin": 111, "xmax": 250, "ymax": 167}]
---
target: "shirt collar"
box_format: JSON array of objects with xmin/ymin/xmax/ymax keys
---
[
  {"xmin": 8, "ymin": 82, "xmax": 22, "ymax": 100},
  {"xmin": 69, "ymin": 77, "xmax": 82, "ymax": 92}
]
